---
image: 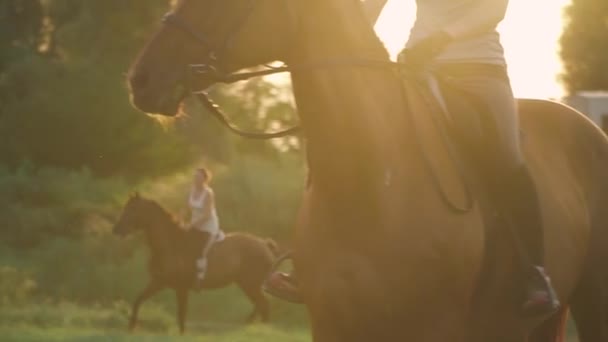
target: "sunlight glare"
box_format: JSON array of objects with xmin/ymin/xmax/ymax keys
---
[{"xmin": 374, "ymin": 0, "xmax": 572, "ymax": 100}]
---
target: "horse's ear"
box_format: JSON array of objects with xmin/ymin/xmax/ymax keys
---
[{"xmin": 131, "ymin": 191, "xmax": 140, "ymax": 199}]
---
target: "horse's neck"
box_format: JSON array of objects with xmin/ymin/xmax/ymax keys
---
[
  {"xmin": 143, "ymin": 208, "xmax": 181, "ymax": 256},
  {"xmin": 290, "ymin": 3, "xmax": 415, "ymax": 209}
]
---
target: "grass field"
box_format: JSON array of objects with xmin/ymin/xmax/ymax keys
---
[
  {"xmin": 0, "ymin": 324, "xmax": 310, "ymax": 342},
  {"xmin": 0, "ymin": 319, "xmax": 582, "ymax": 342},
  {"xmin": 0, "ymin": 298, "xmax": 310, "ymax": 342},
  {"xmin": 0, "ymin": 301, "xmax": 582, "ymax": 342}
]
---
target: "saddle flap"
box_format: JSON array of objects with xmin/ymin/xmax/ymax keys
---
[{"xmin": 401, "ymin": 77, "xmax": 472, "ymax": 212}]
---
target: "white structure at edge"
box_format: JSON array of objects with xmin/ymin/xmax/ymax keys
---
[{"xmin": 566, "ymin": 91, "xmax": 608, "ymax": 131}]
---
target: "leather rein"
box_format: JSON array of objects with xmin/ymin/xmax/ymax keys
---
[
  {"xmin": 162, "ymin": 6, "xmax": 402, "ymax": 139},
  {"xmin": 161, "ymin": 6, "xmax": 474, "ymax": 214}
]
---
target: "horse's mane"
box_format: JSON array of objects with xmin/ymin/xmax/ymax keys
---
[
  {"xmin": 326, "ymin": 0, "xmax": 390, "ymax": 58},
  {"xmin": 141, "ymin": 197, "xmax": 184, "ymax": 232},
  {"xmin": 289, "ymin": 0, "xmax": 411, "ymax": 216}
]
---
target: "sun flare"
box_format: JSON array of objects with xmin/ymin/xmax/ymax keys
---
[{"xmin": 374, "ymin": 0, "xmax": 572, "ymax": 100}]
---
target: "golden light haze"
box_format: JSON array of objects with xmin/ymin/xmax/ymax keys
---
[{"xmin": 375, "ymin": 0, "xmax": 571, "ymax": 100}]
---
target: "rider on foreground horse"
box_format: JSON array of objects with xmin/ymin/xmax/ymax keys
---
[{"xmin": 266, "ymin": 0, "xmax": 560, "ymax": 317}]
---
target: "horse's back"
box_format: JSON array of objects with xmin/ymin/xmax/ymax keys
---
[
  {"xmin": 465, "ymin": 99, "xmax": 608, "ymax": 339},
  {"xmin": 520, "ymin": 98, "xmax": 607, "ymax": 239},
  {"xmin": 519, "ymin": 98, "xmax": 608, "ymax": 193},
  {"xmin": 203, "ymin": 232, "xmax": 276, "ymax": 289},
  {"xmin": 522, "ymin": 98, "xmax": 608, "ymax": 288}
]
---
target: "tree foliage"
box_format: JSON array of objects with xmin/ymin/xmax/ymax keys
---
[
  {"xmin": 560, "ymin": 0, "xmax": 608, "ymax": 94},
  {"xmin": 0, "ymin": 0, "xmax": 303, "ymax": 249},
  {"xmin": 0, "ymin": 0, "xmax": 299, "ymax": 179},
  {"xmin": 0, "ymin": 1, "xmax": 201, "ymax": 178}
]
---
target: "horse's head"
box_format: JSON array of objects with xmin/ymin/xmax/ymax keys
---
[
  {"xmin": 127, "ymin": 0, "xmax": 297, "ymax": 116},
  {"xmin": 113, "ymin": 192, "xmax": 148, "ymax": 237}
]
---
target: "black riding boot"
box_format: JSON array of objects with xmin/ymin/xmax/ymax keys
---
[{"xmin": 503, "ymin": 165, "xmax": 560, "ymax": 317}]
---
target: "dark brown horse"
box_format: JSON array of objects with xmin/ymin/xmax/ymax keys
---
[
  {"xmin": 113, "ymin": 193, "xmax": 277, "ymax": 333},
  {"xmin": 126, "ymin": 0, "xmax": 608, "ymax": 341}
]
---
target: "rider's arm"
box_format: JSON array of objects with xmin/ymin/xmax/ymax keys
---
[
  {"xmin": 361, "ymin": 0, "xmax": 388, "ymax": 25},
  {"xmin": 443, "ymin": 0, "xmax": 509, "ymax": 39}
]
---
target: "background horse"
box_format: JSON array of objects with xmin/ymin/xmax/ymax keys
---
[
  {"xmin": 126, "ymin": 0, "xmax": 608, "ymax": 341},
  {"xmin": 113, "ymin": 193, "xmax": 277, "ymax": 333}
]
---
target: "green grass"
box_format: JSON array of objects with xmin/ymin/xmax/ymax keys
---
[
  {"xmin": 0, "ymin": 301, "xmax": 309, "ymax": 342},
  {"xmin": 0, "ymin": 324, "xmax": 309, "ymax": 342},
  {"xmin": 0, "ymin": 322, "xmax": 581, "ymax": 342},
  {"xmin": 0, "ymin": 301, "xmax": 584, "ymax": 342}
]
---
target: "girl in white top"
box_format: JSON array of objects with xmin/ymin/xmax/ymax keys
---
[
  {"xmin": 190, "ymin": 169, "xmax": 219, "ymax": 235},
  {"xmin": 189, "ymin": 167, "xmax": 221, "ymax": 289}
]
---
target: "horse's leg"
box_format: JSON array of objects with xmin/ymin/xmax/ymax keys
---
[
  {"xmin": 129, "ymin": 281, "xmax": 164, "ymax": 332},
  {"xmin": 245, "ymin": 306, "xmax": 258, "ymax": 324},
  {"xmin": 528, "ymin": 307, "xmax": 569, "ymax": 342},
  {"xmin": 238, "ymin": 282, "xmax": 270, "ymax": 323},
  {"xmin": 569, "ymin": 211, "xmax": 608, "ymax": 342},
  {"xmin": 175, "ymin": 287, "xmax": 190, "ymax": 334},
  {"xmin": 570, "ymin": 272, "xmax": 608, "ymax": 342}
]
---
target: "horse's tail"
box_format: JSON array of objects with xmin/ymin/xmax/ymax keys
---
[{"xmin": 265, "ymin": 238, "xmax": 280, "ymax": 256}]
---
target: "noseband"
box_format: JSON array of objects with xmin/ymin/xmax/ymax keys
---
[{"xmin": 162, "ymin": 0, "xmax": 259, "ymax": 82}]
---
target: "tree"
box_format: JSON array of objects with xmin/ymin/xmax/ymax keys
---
[
  {"xmin": 0, "ymin": 0, "xmax": 300, "ymax": 179},
  {"xmin": 560, "ymin": 0, "xmax": 608, "ymax": 94},
  {"xmin": 0, "ymin": 0, "xmax": 44, "ymax": 69},
  {"xmin": 0, "ymin": 0, "xmax": 201, "ymax": 178}
]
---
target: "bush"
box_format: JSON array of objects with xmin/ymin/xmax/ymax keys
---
[
  {"xmin": 0, "ymin": 151, "xmax": 305, "ymax": 303},
  {"xmin": 0, "ymin": 266, "xmax": 37, "ymax": 305},
  {"xmin": 0, "ymin": 163, "xmax": 128, "ymax": 248},
  {"xmin": 138, "ymin": 154, "xmax": 306, "ymax": 242},
  {"xmin": 26, "ymin": 235, "xmax": 148, "ymax": 303}
]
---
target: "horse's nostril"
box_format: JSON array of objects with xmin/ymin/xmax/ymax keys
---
[{"xmin": 130, "ymin": 71, "xmax": 150, "ymax": 90}]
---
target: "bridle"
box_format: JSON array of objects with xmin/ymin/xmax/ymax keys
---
[
  {"xmin": 160, "ymin": 2, "xmax": 474, "ymax": 213},
  {"xmin": 162, "ymin": 0, "xmax": 262, "ymax": 84},
  {"xmin": 161, "ymin": 1, "xmax": 407, "ymax": 139},
  {"xmin": 161, "ymin": 1, "xmax": 306, "ymax": 139}
]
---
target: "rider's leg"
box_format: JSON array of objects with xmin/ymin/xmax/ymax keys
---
[
  {"xmin": 192, "ymin": 231, "xmax": 211, "ymax": 289},
  {"xmin": 439, "ymin": 63, "xmax": 560, "ymax": 316}
]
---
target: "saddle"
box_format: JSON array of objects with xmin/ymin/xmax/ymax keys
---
[
  {"xmin": 401, "ymin": 63, "xmax": 519, "ymax": 212},
  {"xmin": 400, "ymin": 72, "xmax": 476, "ymax": 213},
  {"xmin": 403, "ymin": 66, "xmax": 553, "ymax": 305},
  {"xmin": 264, "ymin": 64, "xmax": 523, "ymax": 304}
]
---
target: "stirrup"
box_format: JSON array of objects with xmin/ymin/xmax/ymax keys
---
[
  {"xmin": 263, "ymin": 251, "xmax": 304, "ymax": 304},
  {"xmin": 522, "ymin": 266, "xmax": 560, "ymax": 317}
]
